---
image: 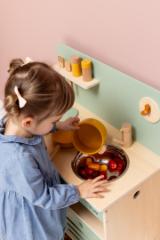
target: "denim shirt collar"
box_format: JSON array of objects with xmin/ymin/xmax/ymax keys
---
[{"xmin": 0, "ymin": 117, "xmax": 42, "ymax": 145}]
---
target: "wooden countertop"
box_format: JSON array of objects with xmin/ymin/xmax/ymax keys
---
[{"xmin": 52, "ymin": 103, "xmax": 160, "ymax": 212}]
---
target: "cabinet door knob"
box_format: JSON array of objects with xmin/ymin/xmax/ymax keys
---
[{"xmin": 133, "ymin": 190, "xmax": 140, "ymax": 199}]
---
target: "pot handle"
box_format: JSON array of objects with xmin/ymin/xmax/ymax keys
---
[{"xmin": 98, "ymin": 145, "xmax": 107, "ymax": 154}]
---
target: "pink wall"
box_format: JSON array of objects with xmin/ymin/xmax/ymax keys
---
[{"xmin": 1, "ymin": 0, "xmax": 160, "ymax": 97}]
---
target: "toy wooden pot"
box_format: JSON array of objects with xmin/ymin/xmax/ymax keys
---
[
  {"xmin": 44, "ymin": 130, "xmax": 74, "ymax": 159},
  {"xmin": 72, "ymin": 118, "xmax": 107, "ymax": 155},
  {"xmin": 52, "ymin": 130, "xmax": 74, "ymax": 148},
  {"xmin": 45, "ymin": 118, "xmax": 107, "ymax": 157}
]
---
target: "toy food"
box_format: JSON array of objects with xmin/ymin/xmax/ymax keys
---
[
  {"xmin": 108, "ymin": 160, "xmax": 118, "ymax": 172},
  {"xmin": 73, "ymin": 145, "xmax": 129, "ymax": 182},
  {"xmin": 99, "ymin": 164, "xmax": 107, "ymax": 179},
  {"xmin": 99, "ymin": 164, "xmax": 107, "ymax": 171},
  {"xmin": 116, "ymin": 158, "xmax": 125, "ymax": 173},
  {"xmin": 77, "ymin": 157, "xmax": 107, "ymax": 179},
  {"xmin": 86, "ymin": 157, "xmax": 93, "ymax": 165},
  {"xmin": 87, "ymin": 163, "xmax": 100, "ymax": 171}
]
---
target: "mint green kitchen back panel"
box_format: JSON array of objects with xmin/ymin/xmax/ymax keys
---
[{"xmin": 56, "ymin": 44, "xmax": 160, "ymax": 156}]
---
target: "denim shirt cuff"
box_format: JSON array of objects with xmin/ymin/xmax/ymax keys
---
[{"xmin": 70, "ymin": 184, "xmax": 80, "ymax": 203}]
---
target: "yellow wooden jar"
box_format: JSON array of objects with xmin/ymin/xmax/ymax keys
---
[{"xmin": 71, "ymin": 56, "xmax": 82, "ymax": 77}]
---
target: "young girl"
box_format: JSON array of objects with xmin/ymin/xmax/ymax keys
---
[{"xmin": 0, "ymin": 60, "xmax": 108, "ymax": 240}]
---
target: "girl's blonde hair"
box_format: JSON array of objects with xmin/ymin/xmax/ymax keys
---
[{"xmin": 4, "ymin": 59, "xmax": 75, "ymax": 120}]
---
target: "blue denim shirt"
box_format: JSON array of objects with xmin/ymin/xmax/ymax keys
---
[{"xmin": 0, "ymin": 119, "xmax": 80, "ymax": 240}]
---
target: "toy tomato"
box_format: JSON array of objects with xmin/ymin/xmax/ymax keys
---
[
  {"xmin": 78, "ymin": 168, "xmax": 88, "ymax": 179},
  {"xmin": 85, "ymin": 168, "xmax": 100, "ymax": 179},
  {"xmin": 108, "ymin": 160, "xmax": 117, "ymax": 172},
  {"xmin": 91, "ymin": 171, "xmax": 99, "ymax": 179},
  {"xmin": 116, "ymin": 159, "xmax": 124, "ymax": 173},
  {"xmin": 85, "ymin": 167, "xmax": 94, "ymax": 176}
]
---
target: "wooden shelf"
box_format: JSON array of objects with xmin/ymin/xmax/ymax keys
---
[{"xmin": 53, "ymin": 64, "xmax": 100, "ymax": 90}]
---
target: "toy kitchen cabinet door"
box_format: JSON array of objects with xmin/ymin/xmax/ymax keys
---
[{"xmin": 106, "ymin": 170, "xmax": 160, "ymax": 240}]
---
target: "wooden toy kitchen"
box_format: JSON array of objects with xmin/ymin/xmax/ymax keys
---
[{"xmin": 45, "ymin": 44, "xmax": 160, "ymax": 240}]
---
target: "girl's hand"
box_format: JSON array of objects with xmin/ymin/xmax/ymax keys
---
[
  {"xmin": 77, "ymin": 175, "xmax": 109, "ymax": 199},
  {"xmin": 56, "ymin": 116, "xmax": 80, "ymax": 131}
]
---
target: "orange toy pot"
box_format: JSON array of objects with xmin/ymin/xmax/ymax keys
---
[
  {"xmin": 72, "ymin": 118, "xmax": 107, "ymax": 155},
  {"xmin": 52, "ymin": 130, "xmax": 74, "ymax": 148}
]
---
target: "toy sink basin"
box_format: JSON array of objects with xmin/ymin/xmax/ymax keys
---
[{"xmin": 71, "ymin": 145, "xmax": 129, "ymax": 182}]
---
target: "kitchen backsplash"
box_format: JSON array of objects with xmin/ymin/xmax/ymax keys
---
[{"xmin": 56, "ymin": 43, "xmax": 160, "ymax": 155}]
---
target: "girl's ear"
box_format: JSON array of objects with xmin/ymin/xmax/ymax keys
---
[{"xmin": 21, "ymin": 117, "xmax": 34, "ymax": 129}]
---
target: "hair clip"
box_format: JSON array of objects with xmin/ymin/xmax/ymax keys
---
[
  {"xmin": 21, "ymin": 57, "xmax": 33, "ymax": 67},
  {"xmin": 14, "ymin": 86, "xmax": 27, "ymax": 108}
]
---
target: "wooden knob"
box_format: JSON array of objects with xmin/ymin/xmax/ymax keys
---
[{"xmin": 141, "ymin": 104, "xmax": 151, "ymax": 116}]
